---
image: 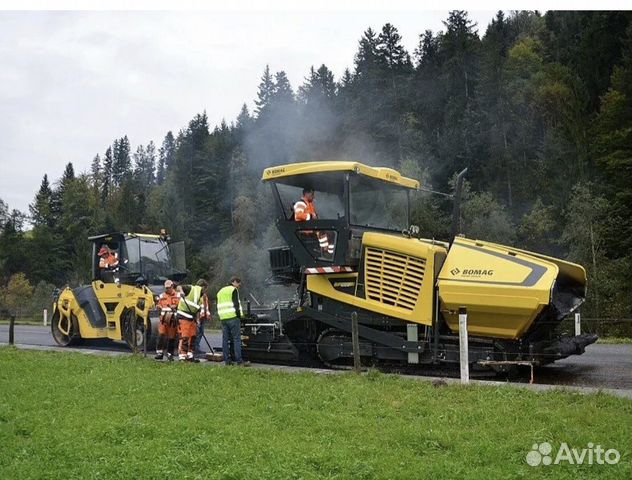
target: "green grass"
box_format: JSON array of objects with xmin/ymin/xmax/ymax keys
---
[{"xmin": 0, "ymin": 348, "xmax": 630, "ymax": 479}]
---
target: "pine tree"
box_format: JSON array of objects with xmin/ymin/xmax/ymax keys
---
[
  {"xmin": 0, "ymin": 209, "xmax": 29, "ymax": 281},
  {"xmin": 592, "ymin": 23, "xmax": 632, "ymax": 257},
  {"xmin": 377, "ymin": 23, "xmax": 412, "ymax": 71},
  {"xmin": 50, "ymin": 163, "xmax": 75, "ymax": 224},
  {"xmin": 255, "ymin": 65, "xmax": 275, "ymax": 117},
  {"xmin": 338, "ymin": 68, "xmax": 353, "ymax": 90},
  {"xmin": 157, "ymin": 131, "xmax": 176, "ymax": 185},
  {"xmin": 375, "ymin": 23, "xmax": 413, "ymax": 164},
  {"xmin": 173, "ymin": 112, "xmax": 210, "ymax": 216},
  {"xmin": 442, "ymin": 10, "xmax": 480, "ymax": 102},
  {"xmin": 162, "ymin": 131, "xmax": 176, "ymax": 169},
  {"xmin": 145, "ymin": 141, "xmax": 156, "ymax": 184},
  {"xmin": 102, "ymin": 146, "xmax": 113, "ymax": 203},
  {"xmin": 414, "ymin": 30, "xmax": 441, "ymax": 69},
  {"xmin": 112, "ymin": 136, "xmax": 131, "ymax": 186},
  {"xmin": 355, "ymin": 28, "xmax": 379, "ymax": 77},
  {"xmin": 29, "ymin": 174, "xmax": 54, "ymax": 228},
  {"xmin": 90, "ymin": 154, "xmax": 101, "ymax": 187},
  {"xmin": 28, "ymin": 175, "xmax": 61, "ymax": 284},
  {"xmin": 133, "ymin": 143, "xmax": 156, "ymax": 186},
  {"xmin": 298, "ymin": 64, "xmax": 336, "ymax": 103},
  {"xmin": 437, "ymin": 11, "xmax": 482, "ymax": 182},
  {"xmin": 271, "ymin": 71, "xmax": 294, "ymax": 104},
  {"xmin": 156, "ymin": 155, "xmax": 165, "ymax": 186},
  {"xmin": 347, "ymin": 27, "xmax": 386, "ymax": 160},
  {"xmin": 236, "ymin": 104, "xmax": 250, "ymax": 127},
  {"xmin": 478, "ymin": 10, "xmax": 514, "ymax": 205}
]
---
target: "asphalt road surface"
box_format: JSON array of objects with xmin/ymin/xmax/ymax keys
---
[
  {"xmin": 0, "ymin": 324, "xmax": 223, "ymax": 354},
  {"xmin": 1, "ymin": 324, "xmax": 630, "ymax": 390}
]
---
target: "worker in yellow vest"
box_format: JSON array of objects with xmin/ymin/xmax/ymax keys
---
[
  {"xmin": 176, "ymin": 279, "xmax": 209, "ymax": 362},
  {"xmin": 216, "ymin": 275, "xmax": 249, "ymax": 366}
]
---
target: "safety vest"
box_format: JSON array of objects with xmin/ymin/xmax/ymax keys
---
[
  {"xmin": 177, "ymin": 285, "xmax": 204, "ymax": 319},
  {"xmin": 216, "ymin": 285, "xmax": 243, "ymax": 320},
  {"xmin": 158, "ymin": 290, "xmax": 180, "ymax": 314},
  {"xmin": 293, "ymin": 196, "xmax": 317, "ymax": 222}
]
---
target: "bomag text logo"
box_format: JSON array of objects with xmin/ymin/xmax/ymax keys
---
[
  {"xmin": 267, "ymin": 167, "xmax": 286, "ymax": 176},
  {"xmin": 452, "ymin": 268, "xmax": 494, "ymax": 277}
]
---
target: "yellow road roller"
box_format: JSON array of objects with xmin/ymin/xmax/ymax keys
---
[{"xmin": 51, "ymin": 232, "xmax": 186, "ymax": 350}]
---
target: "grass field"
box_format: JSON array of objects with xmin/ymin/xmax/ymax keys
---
[{"xmin": 0, "ymin": 347, "xmax": 630, "ymax": 479}]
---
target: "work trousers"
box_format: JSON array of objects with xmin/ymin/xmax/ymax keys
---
[
  {"xmin": 178, "ymin": 316, "xmax": 197, "ymax": 360},
  {"xmin": 157, "ymin": 312, "xmax": 177, "ymax": 356},
  {"xmin": 221, "ymin": 317, "xmax": 242, "ymax": 365}
]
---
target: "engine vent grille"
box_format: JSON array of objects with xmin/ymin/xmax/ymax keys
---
[{"xmin": 364, "ymin": 247, "xmax": 425, "ymax": 311}]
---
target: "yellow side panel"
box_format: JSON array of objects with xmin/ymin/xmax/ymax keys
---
[
  {"xmin": 438, "ymin": 238, "xmax": 558, "ymax": 339},
  {"xmin": 307, "ymin": 233, "xmax": 447, "ymax": 326},
  {"xmin": 501, "ymin": 244, "xmax": 587, "ymax": 286}
]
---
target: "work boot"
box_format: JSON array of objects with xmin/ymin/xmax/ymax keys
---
[
  {"xmin": 154, "ymin": 353, "xmax": 164, "ymax": 360},
  {"xmin": 186, "ymin": 354, "xmax": 200, "ymax": 363},
  {"xmin": 237, "ymin": 361, "xmax": 251, "ymax": 367}
]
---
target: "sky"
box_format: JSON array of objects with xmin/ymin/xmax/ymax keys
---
[{"xmin": 0, "ymin": 9, "xmax": 503, "ymax": 214}]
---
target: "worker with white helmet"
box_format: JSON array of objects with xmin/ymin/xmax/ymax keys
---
[{"xmin": 154, "ymin": 279, "xmax": 180, "ymax": 361}]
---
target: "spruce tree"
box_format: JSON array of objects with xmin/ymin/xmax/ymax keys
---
[
  {"xmin": 90, "ymin": 154, "xmax": 101, "ymax": 187},
  {"xmin": 377, "ymin": 23, "xmax": 412, "ymax": 71},
  {"xmin": 112, "ymin": 136, "xmax": 131, "ymax": 186},
  {"xmin": 354, "ymin": 28, "xmax": 379, "ymax": 77},
  {"xmin": 255, "ymin": 65, "xmax": 275, "ymax": 117},
  {"xmin": 102, "ymin": 146, "xmax": 113, "ymax": 203},
  {"xmin": 50, "ymin": 163, "xmax": 75, "ymax": 224},
  {"xmin": 29, "ymin": 174, "xmax": 53, "ymax": 228},
  {"xmin": 157, "ymin": 131, "xmax": 176, "ymax": 185}
]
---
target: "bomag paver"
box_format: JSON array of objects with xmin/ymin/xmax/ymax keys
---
[{"xmin": 241, "ymin": 161, "xmax": 596, "ymax": 372}]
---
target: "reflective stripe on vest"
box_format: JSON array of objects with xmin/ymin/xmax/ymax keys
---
[
  {"xmin": 216, "ymin": 285, "xmax": 241, "ymax": 320},
  {"xmin": 177, "ymin": 285, "xmax": 203, "ymax": 318}
]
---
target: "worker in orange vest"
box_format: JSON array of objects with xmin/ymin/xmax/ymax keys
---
[
  {"xmin": 293, "ymin": 188, "xmax": 334, "ymax": 256},
  {"xmin": 293, "ymin": 188, "xmax": 318, "ymax": 222},
  {"xmin": 97, "ymin": 245, "xmax": 120, "ymax": 282},
  {"xmin": 154, "ymin": 279, "xmax": 180, "ymax": 361},
  {"xmin": 98, "ymin": 245, "xmax": 119, "ymax": 269}
]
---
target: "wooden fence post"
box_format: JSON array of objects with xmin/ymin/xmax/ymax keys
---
[
  {"xmin": 351, "ymin": 311, "xmax": 361, "ymax": 373},
  {"xmin": 9, "ymin": 315, "xmax": 15, "ymax": 345}
]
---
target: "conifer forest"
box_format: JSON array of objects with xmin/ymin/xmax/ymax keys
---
[{"xmin": 1, "ymin": 11, "xmax": 630, "ymax": 329}]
